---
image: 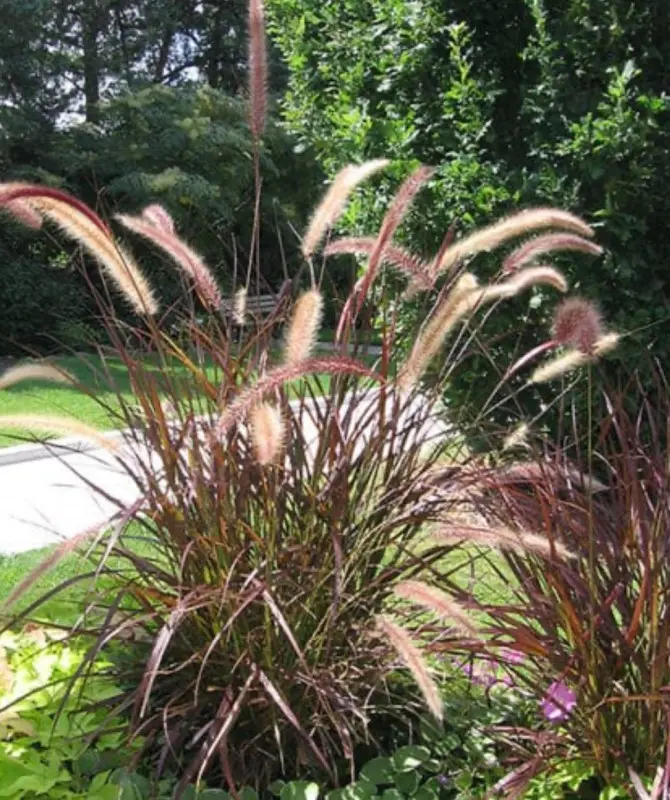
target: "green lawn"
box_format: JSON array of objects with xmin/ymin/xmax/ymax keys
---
[{"xmin": 0, "ymin": 353, "xmax": 339, "ymax": 447}]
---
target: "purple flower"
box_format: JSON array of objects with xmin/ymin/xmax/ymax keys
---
[{"xmin": 541, "ymin": 680, "xmax": 577, "ymax": 722}]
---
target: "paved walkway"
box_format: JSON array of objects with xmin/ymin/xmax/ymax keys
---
[{"xmin": 0, "ymin": 392, "xmax": 448, "ymax": 555}]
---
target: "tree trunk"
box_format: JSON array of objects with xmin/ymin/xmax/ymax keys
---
[{"xmin": 81, "ymin": 0, "xmax": 101, "ymax": 122}]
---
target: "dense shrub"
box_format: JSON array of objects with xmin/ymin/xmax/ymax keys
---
[{"xmin": 268, "ymin": 0, "xmax": 670, "ymax": 427}]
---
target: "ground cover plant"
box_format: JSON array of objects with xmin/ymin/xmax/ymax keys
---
[{"xmin": 0, "ymin": 0, "xmax": 622, "ymax": 794}]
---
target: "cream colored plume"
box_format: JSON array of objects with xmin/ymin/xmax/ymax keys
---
[
  {"xmin": 376, "ymin": 615, "xmax": 442, "ymax": 721},
  {"xmin": 302, "ymin": 160, "xmax": 390, "ymax": 259},
  {"xmin": 394, "ymin": 580, "xmax": 481, "ymax": 640},
  {"xmin": 0, "ymin": 414, "xmax": 120, "ymax": 453},
  {"xmin": 435, "ymin": 208, "xmax": 594, "ymax": 276},
  {"xmin": 250, "ymin": 403, "xmax": 284, "ymax": 465},
  {"xmin": 284, "ymin": 289, "xmax": 323, "ymax": 365},
  {"xmin": 31, "ymin": 197, "xmax": 157, "ymax": 314},
  {"xmin": 529, "ymin": 332, "xmax": 619, "ymax": 384},
  {"xmin": 432, "ymin": 524, "xmax": 574, "ymax": 561},
  {"xmin": 0, "ymin": 363, "xmax": 74, "ymax": 391}
]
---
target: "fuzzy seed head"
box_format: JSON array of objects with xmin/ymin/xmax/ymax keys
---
[
  {"xmin": 376, "ymin": 615, "xmax": 443, "ymax": 721},
  {"xmin": 250, "ymin": 403, "xmax": 284, "ymax": 465},
  {"xmin": 32, "ymin": 197, "xmax": 157, "ymax": 315},
  {"xmin": 394, "ymin": 580, "xmax": 480, "ymax": 640},
  {"xmin": 248, "ymin": 0, "xmax": 268, "ymax": 140},
  {"xmin": 302, "ymin": 160, "xmax": 390, "ymax": 259},
  {"xmin": 0, "ymin": 414, "xmax": 120, "ymax": 452},
  {"xmin": 141, "ymin": 204, "xmax": 175, "ymax": 234},
  {"xmin": 552, "ymin": 298, "xmax": 604, "ymax": 353},
  {"xmin": 233, "ymin": 287, "xmax": 248, "ymax": 325},
  {"xmin": 503, "ymin": 232, "xmax": 603, "ymax": 274},
  {"xmin": 436, "ymin": 207, "xmax": 595, "ymax": 276},
  {"xmin": 284, "ymin": 290, "xmax": 323, "ymax": 366},
  {"xmin": 0, "ymin": 363, "xmax": 74, "ymax": 391},
  {"xmin": 5, "ymin": 199, "xmax": 43, "ymax": 229}
]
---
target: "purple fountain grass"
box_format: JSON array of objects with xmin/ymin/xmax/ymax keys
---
[
  {"xmin": 117, "ymin": 211, "xmax": 223, "ymax": 311},
  {"xmin": 503, "ymin": 232, "xmax": 603, "ymax": 274},
  {"xmin": 301, "ymin": 159, "xmax": 389, "ymax": 260}
]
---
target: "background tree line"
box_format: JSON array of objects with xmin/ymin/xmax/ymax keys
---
[{"xmin": 0, "ymin": 0, "xmax": 314, "ymax": 354}]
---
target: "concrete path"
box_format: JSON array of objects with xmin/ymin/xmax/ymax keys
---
[{"xmin": 0, "ymin": 392, "xmax": 449, "ymax": 555}]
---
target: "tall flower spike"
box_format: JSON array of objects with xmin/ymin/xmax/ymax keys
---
[
  {"xmin": 324, "ymin": 237, "xmax": 433, "ymax": 290},
  {"xmin": 248, "ymin": 0, "xmax": 268, "ymax": 140},
  {"xmin": 551, "ymin": 297, "xmax": 603, "ymax": 353},
  {"xmin": 529, "ymin": 332, "xmax": 619, "ymax": 384},
  {"xmin": 503, "ymin": 232, "xmax": 603, "ymax": 274},
  {"xmin": 353, "ymin": 165, "xmax": 435, "ymax": 313},
  {"xmin": 0, "ymin": 363, "xmax": 74, "ymax": 391},
  {"xmin": 28, "ymin": 194, "xmax": 157, "ymax": 315},
  {"xmin": 117, "ymin": 213, "xmax": 222, "ymax": 311},
  {"xmin": 141, "ymin": 204, "xmax": 175, "ymax": 234},
  {"xmin": 250, "ymin": 403, "xmax": 284, "ymax": 465},
  {"xmin": 302, "ymin": 160, "xmax": 390, "ymax": 260},
  {"xmin": 283, "ymin": 289, "xmax": 323, "ymax": 366},
  {"xmin": 394, "ymin": 581, "xmax": 481, "ymax": 640},
  {"xmin": 435, "ymin": 208, "xmax": 595, "ymax": 276},
  {"xmin": 0, "ymin": 414, "xmax": 120, "ymax": 453},
  {"xmin": 376, "ymin": 615, "xmax": 443, "ymax": 721}
]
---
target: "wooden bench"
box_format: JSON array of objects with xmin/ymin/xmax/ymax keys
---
[{"xmin": 221, "ymin": 292, "xmax": 283, "ymax": 337}]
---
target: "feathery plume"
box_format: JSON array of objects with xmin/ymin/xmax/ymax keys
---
[
  {"xmin": 529, "ymin": 350, "xmax": 589, "ymax": 384},
  {"xmin": 0, "ymin": 414, "xmax": 120, "ymax": 453},
  {"xmin": 4, "ymin": 199, "xmax": 43, "ymax": 229},
  {"xmin": 283, "ymin": 289, "xmax": 323, "ymax": 365},
  {"xmin": 0, "ymin": 183, "xmax": 110, "ymax": 235},
  {"xmin": 29, "ymin": 196, "xmax": 157, "ymax": 314},
  {"xmin": 0, "ymin": 363, "xmax": 74, "ymax": 391},
  {"xmin": 233, "ymin": 287, "xmax": 247, "ymax": 325},
  {"xmin": 435, "ymin": 208, "xmax": 595, "ymax": 276},
  {"xmin": 250, "ymin": 403, "xmax": 285, "ymax": 465},
  {"xmin": 354, "ymin": 165, "xmax": 435, "ymax": 310},
  {"xmin": 397, "ymin": 274, "xmax": 499, "ymax": 392},
  {"xmin": 529, "ymin": 332, "xmax": 619, "ymax": 384},
  {"xmin": 217, "ymin": 356, "xmax": 381, "ymax": 437},
  {"xmin": 552, "ymin": 297, "xmax": 603, "ymax": 353},
  {"xmin": 503, "ymin": 232, "xmax": 603, "ymax": 274},
  {"xmin": 302, "ymin": 160, "xmax": 390, "ymax": 260},
  {"xmin": 376, "ymin": 615, "xmax": 443, "ymax": 721},
  {"xmin": 504, "ymin": 265, "xmax": 568, "ymax": 294},
  {"xmin": 394, "ymin": 580, "xmax": 480, "ymax": 639},
  {"xmin": 324, "ymin": 237, "xmax": 433, "ymax": 290},
  {"xmin": 141, "ymin": 204, "xmax": 175, "ymax": 234},
  {"xmin": 502, "ymin": 422, "xmax": 530, "ymax": 451},
  {"xmin": 432, "ymin": 524, "xmax": 574, "ymax": 561},
  {"xmin": 117, "ymin": 213, "xmax": 221, "ymax": 310},
  {"xmin": 248, "ymin": 0, "xmax": 268, "ymax": 140}
]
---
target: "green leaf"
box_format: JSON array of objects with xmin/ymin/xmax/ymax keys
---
[
  {"xmin": 239, "ymin": 789, "xmax": 258, "ymax": 800},
  {"xmin": 394, "ymin": 771, "xmax": 420, "ymax": 795},
  {"xmin": 342, "ymin": 780, "xmax": 377, "ymax": 800},
  {"xmin": 392, "ymin": 747, "xmax": 430, "ymax": 771},
  {"xmin": 361, "ymin": 757, "xmax": 396, "ymax": 785},
  {"xmin": 281, "ymin": 782, "xmax": 319, "ymax": 800},
  {"xmin": 382, "ymin": 790, "xmax": 404, "ymax": 800},
  {"xmin": 412, "ymin": 789, "xmax": 437, "ymax": 800},
  {"xmin": 270, "ymin": 781, "xmax": 287, "ymax": 797}
]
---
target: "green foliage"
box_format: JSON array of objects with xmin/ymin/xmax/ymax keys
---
[
  {"xmin": 0, "ymin": 83, "xmax": 321, "ymax": 355},
  {"xmin": 268, "ymin": 0, "xmax": 670, "ymax": 427}
]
